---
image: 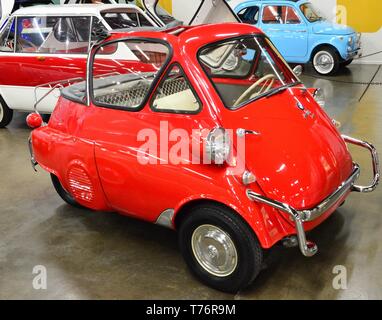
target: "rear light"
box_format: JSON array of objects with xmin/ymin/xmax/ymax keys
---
[
  {"xmin": 26, "ymin": 113, "xmax": 43, "ymax": 129},
  {"xmin": 205, "ymin": 128, "xmax": 231, "ymax": 165}
]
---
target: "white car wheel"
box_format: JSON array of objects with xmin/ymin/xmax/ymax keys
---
[{"xmin": 313, "ymin": 48, "xmax": 340, "ymax": 76}]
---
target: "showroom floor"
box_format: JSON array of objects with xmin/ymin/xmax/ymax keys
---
[{"xmin": 0, "ymin": 64, "xmax": 381, "ymax": 300}]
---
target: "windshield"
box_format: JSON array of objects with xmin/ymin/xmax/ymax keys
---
[
  {"xmin": 300, "ymin": 3, "xmax": 324, "ymax": 22},
  {"xmin": 198, "ymin": 36, "xmax": 300, "ymax": 109}
]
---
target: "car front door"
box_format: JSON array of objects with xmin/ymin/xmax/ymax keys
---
[
  {"xmin": 0, "ymin": 14, "xmax": 100, "ymax": 113},
  {"xmin": 259, "ymin": 4, "xmax": 308, "ymax": 60}
]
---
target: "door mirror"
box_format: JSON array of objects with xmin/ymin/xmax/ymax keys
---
[{"xmin": 293, "ymin": 65, "xmax": 303, "ymax": 76}]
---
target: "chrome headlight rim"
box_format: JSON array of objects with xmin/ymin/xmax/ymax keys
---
[{"xmin": 205, "ymin": 127, "xmax": 231, "ymax": 165}]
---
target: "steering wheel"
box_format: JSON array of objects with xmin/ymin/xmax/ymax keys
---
[{"xmin": 234, "ymin": 74, "xmax": 276, "ymax": 106}]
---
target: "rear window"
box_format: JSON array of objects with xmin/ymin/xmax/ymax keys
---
[
  {"xmin": 91, "ymin": 39, "xmax": 171, "ymax": 111},
  {"xmin": 101, "ymin": 10, "xmax": 154, "ymax": 29}
]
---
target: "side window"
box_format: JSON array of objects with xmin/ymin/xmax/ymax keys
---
[
  {"xmin": 91, "ymin": 17, "xmax": 109, "ymax": 43},
  {"xmin": 199, "ymin": 40, "xmax": 257, "ymax": 78},
  {"xmin": 151, "ymin": 64, "xmax": 201, "ymax": 113},
  {"xmin": 101, "ymin": 10, "xmax": 154, "ymax": 29},
  {"xmin": 0, "ymin": 18, "xmax": 15, "ymax": 52},
  {"xmin": 262, "ymin": 6, "xmax": 301, "ymax": 24},
  {"xmin": 237, "ymin": 6, "xmax": 259, "ymax": 25},
  {"xmin": 16, "ymin": 16, "xmax": 91, "ymax": 54},
  {"xmin": 92, "ymin": 39, "xmax": 170, "ymax": 110}
]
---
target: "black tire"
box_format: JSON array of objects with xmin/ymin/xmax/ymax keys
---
[
  {"xmin": 178, "ymin": 204, "xmax": 263, "ymax": 293},
  {"xmin": 312, "ymin": 47, "xmax": 340, "ymax": 76},
  {"xmin": 51, "ymin": 174, "xmax": 84, "ymax": 208},
  {"xmin": 41, "ymin": 114, "xmax": 51, "ymax": 123},
  {"xmin": 340, "ymin": 59, "xmax": 353, "ymax": 68},
  {"xmin": 0, "ymin": 96, "xmax": 13, "ymax": 128}
]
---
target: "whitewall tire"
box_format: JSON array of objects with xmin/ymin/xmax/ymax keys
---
[{"xmin": 312, "ymin": 48, "xmax": 340, "ymax": 76}]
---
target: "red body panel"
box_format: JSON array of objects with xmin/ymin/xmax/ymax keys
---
[{"xmin": 31, "ymin": 24, "xmax": 355, "ymax": 249}]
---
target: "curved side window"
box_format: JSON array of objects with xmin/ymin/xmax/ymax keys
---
[
  {"xmin": 151, "ymin": 64, "xmax": 201, "ymax": 114},
  {"xmin": 91, "ymin": 39, "xmax": 171, "ymax": 111}
]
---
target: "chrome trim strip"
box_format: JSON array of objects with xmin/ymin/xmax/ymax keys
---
[
  {"xmin": 246, "ymin": 135, "xmax": 379, "ymax": 257},
  {"xmin": 155, "ymin": 209, "xmax": 175, "ymax": 229}
]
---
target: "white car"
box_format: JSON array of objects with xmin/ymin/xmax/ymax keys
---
[{"xmin": 0, "ymin": 0, "xmax": 238, "ymax": 127}]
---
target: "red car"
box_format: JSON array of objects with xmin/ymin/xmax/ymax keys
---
[{"xmin": 28, "ymin": 23, "xmax": 380, "ymax": 292}]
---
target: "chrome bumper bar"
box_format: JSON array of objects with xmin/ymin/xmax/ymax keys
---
[
  {"xmin": 247, "ymin": 135, "xmax": 380, "ymax": 257},
  {"xmin": 28, "ymin": 135, "xmax": 38, "ymax": 172}
]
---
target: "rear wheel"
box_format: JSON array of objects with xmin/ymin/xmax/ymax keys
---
[
  {"xmin": 178, "ymin": 204, "xmax": 263, "ymax": 293},
  {"xmin": 0, "ymin": 96, "xmax": 13, "ymax": 128},
  {"xmin": 51, "ymin": 174, "xmax": 84, "ymax": 208},
  {"xmin": 312, "ymin": 47, "xmax": 340, "ymax": 76}
]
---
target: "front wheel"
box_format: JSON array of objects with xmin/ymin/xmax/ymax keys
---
[
  {"xmin": 178, "ymin": 204, "xmax": 263, "ymax": 293},
  {"xmin": 341, "ymin": 59, "xmax": 353, "ymax": 68},
  {"xmin": 312, "ymin": 48, "xmax": 340, "ymax": 76},
  {"xmin": 0, "ymin": 96, "xmax": 13, "ymax": 128},
  {"xmin": 51, "ymin": 174, "xmax": 84, "ymax": 209}
]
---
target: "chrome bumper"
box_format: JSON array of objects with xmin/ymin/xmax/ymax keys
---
[
  {"xmin": 28, "ymin": 135, "xmax": 38, "ymax": 172},
  {"xmin": 247, "ymin": 135, "xmax": 380, "ymax": 257}
]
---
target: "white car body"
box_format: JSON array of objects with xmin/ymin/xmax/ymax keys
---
[{"xmin": 0, "ymin": 0, "xmax": 238, "ymax": 126}]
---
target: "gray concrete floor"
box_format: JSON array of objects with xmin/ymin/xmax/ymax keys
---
[{"xmin": 0, "ymin": 64, "xmax": 381, "ymax": 300}]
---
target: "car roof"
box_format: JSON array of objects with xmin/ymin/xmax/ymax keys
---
[{"xmin": 12, "ymin": 4, "xmax": 143, "ymax": 16}]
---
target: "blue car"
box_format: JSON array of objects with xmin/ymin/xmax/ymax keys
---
[{"xmin": 234, "ymin": 0, "xmax": 361, "ymax": 75}]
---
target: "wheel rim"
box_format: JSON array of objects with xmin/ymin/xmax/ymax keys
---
[
  {"xmin": 0, "ymin": 103, "xmax": 3, "ymax": 122},
  {"xmin": 314, "ymin": 51, "xmax": 334, "ymax": 74},
  {"xmin": 191, "ymin": 224, "xmax": 238, "ymax": 277}
]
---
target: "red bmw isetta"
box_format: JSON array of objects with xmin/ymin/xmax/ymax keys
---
[{"xmin": 28, "ymin": 23, "xmax": 380, "ymax": 292}]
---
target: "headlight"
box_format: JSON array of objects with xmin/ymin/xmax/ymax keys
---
[
  {"xmin": 348, "ymin": 36, "xmax": 353, "ymax": 45},
  {"xmin": 313, "ymin": 88, "xmax": 325, "ymax": 108},
  {"xmin": 205, "ymin": 128, "xmax": 231, "ymax": 165}
]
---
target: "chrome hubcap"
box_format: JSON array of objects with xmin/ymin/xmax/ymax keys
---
[
  {"xmin": 314, "ymin": 51, "xmax": 334, "ymax": 74},
  {"xmin": 191, "ymin": 224, "xmax": 238, "ymax": 277}
]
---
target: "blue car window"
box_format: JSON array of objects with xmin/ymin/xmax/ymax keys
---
[
  {"xmin": 262, "ymin": 5, "xmax": 301, "ymax": 24},
  {"xmin": 237, "ymin": 6, "xmax": 259, "ymax": 25}
]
